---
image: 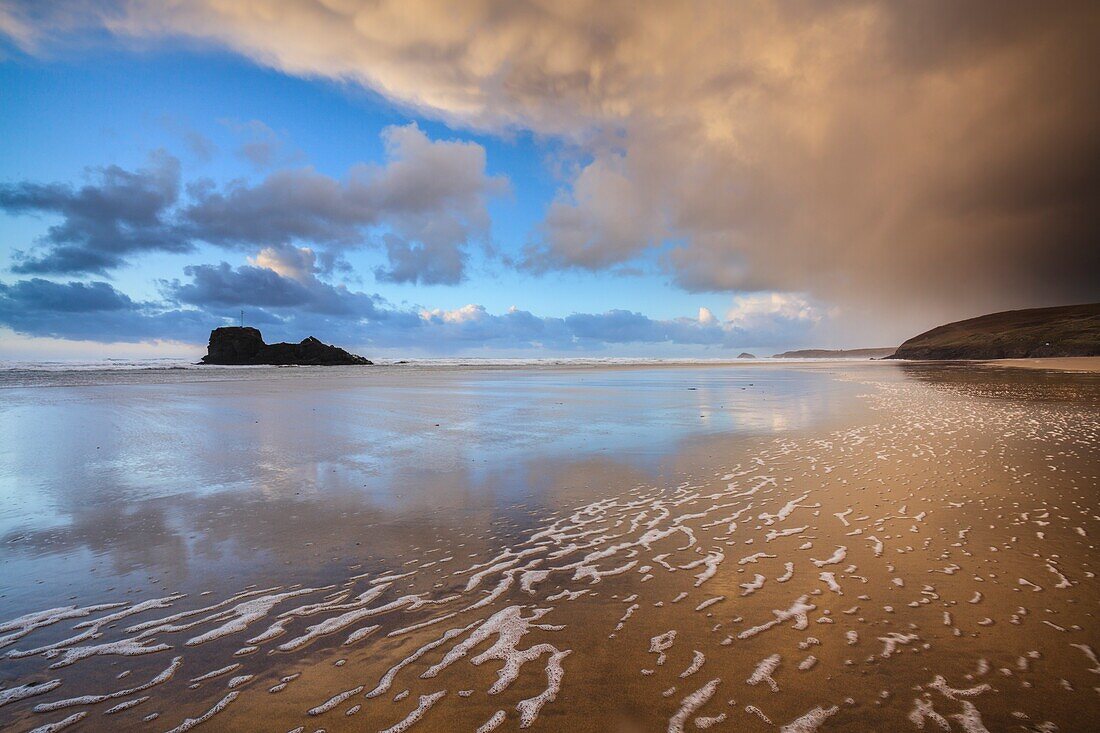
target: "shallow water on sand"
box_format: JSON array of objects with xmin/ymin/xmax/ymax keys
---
[{"xmin": 0, "ymin": 362, "xmax": 1097, "ymax": 732}]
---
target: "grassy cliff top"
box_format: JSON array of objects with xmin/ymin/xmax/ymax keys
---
[{"xmin": 890, "ymin": 303, "xmax": 1100, "ymax": 360}]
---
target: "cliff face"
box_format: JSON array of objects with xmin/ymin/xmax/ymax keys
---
[
  {"xmin": 889, "ymin": 303, "xmax": 1100, "ymax": 360},
  {"xmin": 201, "ymin": 327, "xmax": 372, "ymax": 366}
]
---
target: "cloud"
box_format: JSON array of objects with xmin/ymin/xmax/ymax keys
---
[
  {"xmin": 221, "ymin": 118, "xmax": 292, "ymax": 169},
  {"xmin": 1, "ymin": 124, "xmax": 506, "ymax": 284},
  {"xmin": 8, "ymin": 0, "xmax": 1095, "ymax": 329},
  {"xmin": 1, "ymin": 258, "xmax": 820, "ymax": 353},
  {"xmin": 0, "ymin": 278, "xmax": 210, "ymax": 342},
  {"xmin": 0, "ymin": 278, "xmax": 136, "ymax": 312},
  {"xmin": 375, "ymin": 234, "xmax": 464, "ymax": 286},
  {"xmin": 179, "ymin": 167, "xmax": 368, "ymax": 248},
  {"xmin": 163, "ymin": 247, "xmax": 384, "ymax": 317},
  {"xmin": 392, "ymin": 297, "xmax": 821, "ymax": 351},
  {"xmin": 184, "ymin": 131, "xmax": 217, "ymax": 162},
  {"xmin": 249, "ymin": 245, "xmax": 317, "ymax": 282},
  {"xmin": 366, "ymin": 123, "xmax": 508, "ymax": 283},
  {"xmin": 522, "ymin": 153, "xmax": 663, "ymax": 273},
  {"xmin": 725, "ymin": 293, "xmax": 822, "ymax": 331},
  {"xmin": 180, "ymin": 122, "xmax": 505, "ymax": 284},
  {"xmin": 167, "ymin": 263, "xmax": 314, "ymax": 309},
  {"xmin": 388, "ymin": 290, "xmax": 826, "ymax": 352},
  {"xmin": 159, "ymin": 117, "xmax": 218, "ymax": 162},
  {"xmin": 0, "ymin": 151, "xmax": 187, "ymax": 274}
]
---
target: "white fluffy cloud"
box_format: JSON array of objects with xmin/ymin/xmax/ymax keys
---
[
  {"xmin": 419, "ymin": 303, "xmax": 488, "ymax": 325},
  {"xmin": 725, "ymin": 293, "xmax": 821, "ymax": 330},
  {"xmin": 249, "ymin": 246, "xmax": 318, "ymax": 282}
]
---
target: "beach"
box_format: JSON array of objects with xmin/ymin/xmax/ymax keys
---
[
  {"xmin": 1, "ymin": 361, "xmax": 1097, "ymax": 732},
  {"xmin": 981, "ymin": 356, "xmax": 1100, "ymax": 373}
]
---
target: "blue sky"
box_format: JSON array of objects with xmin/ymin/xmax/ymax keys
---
[
  {"xmin": 0, "ymin": 46, "xmax": 799, "ymax": 358},
  {"xmin": 1, "ymin": 2, "xmax": 1094, "ymax": 358},
  {"xmin": 0, "ymin": 51, "xmax": 676, "ymax": 313}
]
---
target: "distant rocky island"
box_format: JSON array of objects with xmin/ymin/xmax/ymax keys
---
[
  {"xmin": 737, "ymin": 352, "xmax": 756, "ymax": 359},
  {"xmin": 889, "ymin": 303, "xmax": 1100, "ymax": 360},
  {"xmin": 201, "ymin": 327, "xmax": 372, "ymax": 366},
  {"xmin": 773, "ymin": 347, "xmax": 896, "ymax": 359}
]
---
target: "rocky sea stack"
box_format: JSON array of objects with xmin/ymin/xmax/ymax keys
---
[{"xmin": 201, "ymin": 327, "xmax": 372, "ymax": 366}]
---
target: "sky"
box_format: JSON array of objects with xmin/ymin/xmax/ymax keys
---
[{"xmin": 0, "ymin": 1, "xmax": 1097, "ymax": 360}]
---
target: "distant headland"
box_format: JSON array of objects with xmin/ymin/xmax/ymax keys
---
[
  {"xmin": 888, "ymin": 303, "xmax": 1100, "ymax": 360},
  {"xmin": 772, "ymin": 347, "xmax": 896, "ymax": 359},
  {"xmin": 200, "ymin": 327, "xmax": 372, "ymax": 366}
]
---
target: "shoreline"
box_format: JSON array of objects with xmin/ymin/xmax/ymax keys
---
[
  {"xmin": 4, "ymin": 356, "xmax": 1098, "ymax": 391},
  {"xmin": 0, "ymin": 358, "xmax": 893, "ymax": 389}
]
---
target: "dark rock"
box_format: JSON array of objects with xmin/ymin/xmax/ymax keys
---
[
  {"xmin": 737, "ymin": 352, "xmax": 756, "ymax": 359},
  {"xmin": 200, "ymin": 327, "xmax": 372, "ymax": 366},
  {"xmin": 889, "ymin": 303, "xmax": 1100, "ymax": 360}
]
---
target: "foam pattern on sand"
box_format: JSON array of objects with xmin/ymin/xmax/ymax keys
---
[{"xmin": 0, "ymin": 372, "xmax": 1097, "ymax": 731}]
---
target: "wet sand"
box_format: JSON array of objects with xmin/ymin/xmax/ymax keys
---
[
  {"xmin": 0, "ymin": 362, "xmax": 1097, "ymax": 732},
  {"xmin": 981, "ymin": 356, "xmax": 1100, "ymax": 373}
]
